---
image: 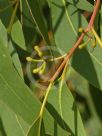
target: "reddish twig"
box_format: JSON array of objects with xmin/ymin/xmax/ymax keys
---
[
  {"xmin": 50, "ymin": 0, "xmax": 100, "ymax": 82},
  {"xmin": 88, "ymin": 0, "xmax": 100, "ymax": 29}
]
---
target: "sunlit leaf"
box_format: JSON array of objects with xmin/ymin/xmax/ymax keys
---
[
  {"xmin": 0, "ymin": 20, "xmax": 41, "ymax": 125},
  {"xmin": 0, "ymin": 102, "xmax": 29, "ymax": 136}
]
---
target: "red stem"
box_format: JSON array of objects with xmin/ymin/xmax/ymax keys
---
[
  {"xmin": 50, "ymin": 33, "xmax": 85, "ymax": 82},
  {"xmin": 88, "ymin": 0, "xmax": 100, "ymax": 28},
  {"xmin": 50, "ymin": 0, "xmax": 100, "ymax": 82}
]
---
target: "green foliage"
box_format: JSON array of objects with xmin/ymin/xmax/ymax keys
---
[
  {"xmin": 0, "ymin": 0, "xmax": 102, "ymax": 136},
  {"xmin": 67, "ymin": 0, "xmax": 93, "ymax": 11},
  {"xmin": 51, "ymin": 0, "xmax": 87, "ymax": 52},
  {"xmin": 46, "ymin": 83, "xmax": 86, "ymax": 136}
]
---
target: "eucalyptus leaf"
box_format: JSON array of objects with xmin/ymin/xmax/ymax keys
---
[
  {"xmin": 0, "ymin": 0, "xmax": 12, "ymax": 27},
  {"xmin": 0, "ymin": 116, "xmax": 6, "ymax": 136},
  {"xmin": 43, "ymin": 110, "xmax": 69, "ymax": 136},
  {"xmin": 24, "ymin": 0, "xmax": 50, "ymax": 45},
  {"xmin": 0, "ymin": 125, "xmax": 6, "ymax": 136},
  {"xmin": 21, "ymin": 0, "xmax": 35, "ymax": 28},
  {"xmin": 51, "ymin": 0, "xmax": 102, "ymax": 90},
  {"xmin": 0, "ymin": 20, "xmax": 41, "ymax": 125},
  {"xmin": 72, "ymin": 46, "xmax": 102, "ymax": 90},
  {"xmin": 0, "ymin": 19, "xmax": 8, "ymax": 46},
  {"xmin": 11, "ymin": 20, "xmax": 26, "ymax": 50},
  {"xmin": 27, "ymin": 105, "xmax": 69, "ymax": 136},
  {"xmin": 50, "ymin": 0, "xmax": 87, "ymax": 52},
  {"xmin": 1, "ymin": 102, "xmax": 28, "ymax": 136},
  {"xmin": 67, "ymin": 0, "xmax": 93, "ymax": 11},
  {"xmin": 46, "ymin": 83, "xmax": 86, "ymax": 136},
  {"xmin": 0, "ymin": 0, "xmax": 26, "ymax": 50},
  {"xmin": 27, "ymin": 117, "xmax": 41, "ymax": 136},
  {"xmin": 0, "ymin": 21, "xmax": 23, "ymax": 78},
  {"xmin": 8, "ymin": 40, "xmax": 24, "ymax": 78},
  {"xmin": 89, "ymin": 84, "xmax": 102, "ymax": 121}
]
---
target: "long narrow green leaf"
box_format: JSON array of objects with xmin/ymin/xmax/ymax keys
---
[
  {"xmin": 0, "ymin": 102, "xmax": 29, "ymax": 136},
  {"xmin": 11, "ymin": 19, "xmax": 26, "ymax": 50},
  {"xmin": 50, "ymin": 0, "xmax": 83, "ymax": 51},
  {"xmin": 24, "ymin": 0, "xmax": 50, "ymax": 45},
  {"xmin": 72, "ymin": 46, "xmax": 102, "ymax": 90},
  {"xmin": 27, "ymin": 106, "xmax": 69, "ymax": 136},
  {"xmin": 27, "ymin": 117, "xmax": 41, "ymax": 136},
  {"xmin": 0, "ymin": 0, "xmax": 26, "ymax": 50},
  {"xmin": 46, "ymin": 83, "xmax": 86, "ymax": 136},
  {"xmin": 43, "ymin": 110, "xmax": 69, "ymax": 136},
  {"xmin": 0, "ymin": 21, "xmax": 24, "ymax": 78},
  {"xmin": 0, "ymin": 20, "xmax": 41, "ymax": 125},
  {"xmin": 8, "ymin": 40, "xmax": 24, "ymax": 78}
]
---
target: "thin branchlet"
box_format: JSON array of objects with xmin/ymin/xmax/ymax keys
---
[{"xmin": 50, "ymin": 0, "xmax": 100, "ymax": 82}]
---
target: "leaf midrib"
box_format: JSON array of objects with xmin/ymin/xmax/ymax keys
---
[
  {"xmin": 61, "ymin": 0, "xmax": 77, "ymax": 36},
  {"xmin": 0, "ymin": 72, "xmax": 33, "ymax": 114}
]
